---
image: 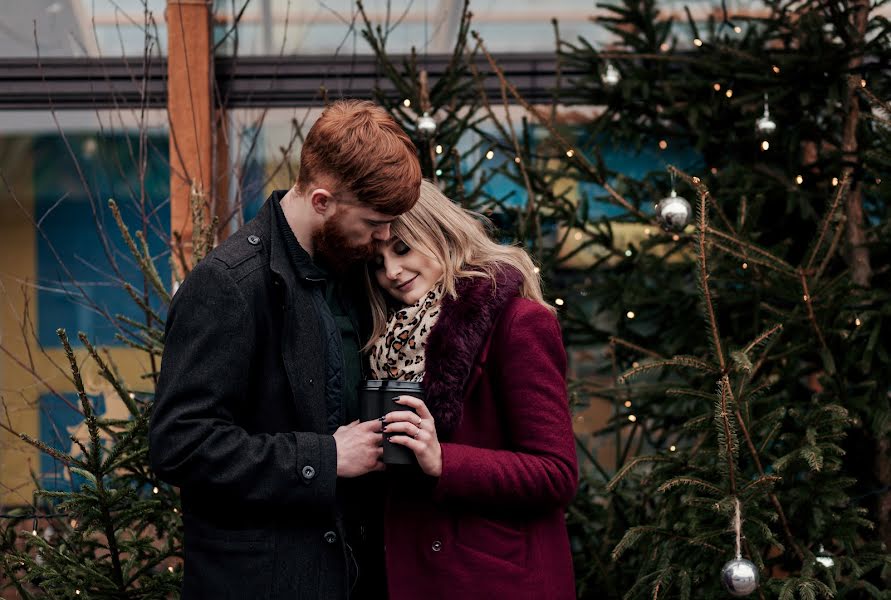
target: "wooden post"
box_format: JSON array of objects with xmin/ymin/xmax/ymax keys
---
[{"xmin": 166, "ymin": 0, "xmax": 229, "ymax": 275}]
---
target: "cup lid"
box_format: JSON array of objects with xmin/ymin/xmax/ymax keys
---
[{"xmin": 361, "ymin": 379, "xmax": 424, "ymax": 392}]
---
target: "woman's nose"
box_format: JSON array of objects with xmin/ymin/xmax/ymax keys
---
[{"xmin": 385, "ymin": 260, "xmax": 402, "ymax": 280}]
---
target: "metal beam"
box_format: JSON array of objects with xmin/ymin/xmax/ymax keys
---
[{"xmin": 0, "ymin": 52, "xmax": 581, "ymax": 110}]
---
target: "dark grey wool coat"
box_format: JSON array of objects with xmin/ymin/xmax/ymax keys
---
[{"xmin": 149, "ymin": 191, "xmax": 371, "ymax": 600}]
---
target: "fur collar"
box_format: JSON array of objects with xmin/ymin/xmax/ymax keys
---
[{"xmin": 424, "ymin": 266, "xmax": 524, "ymax": 437}]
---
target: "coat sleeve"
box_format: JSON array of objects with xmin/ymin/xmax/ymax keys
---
[
  {"xmin": 433, "ymin": 301, "xmax": 578, "ymax": 510},
  {"xmin": 148, "ymin": 261, "xmax": 337, "ymax": 509}
]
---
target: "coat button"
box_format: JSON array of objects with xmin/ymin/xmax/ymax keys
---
[
  {"xmin": 247, "ymin": 234, "xmax": 260, "ymax": 245},
  {"xmin": 301, "ymin": 465, "xmax": 316, "ymax": 480},
  {"xmin": 324, "ymin": 531, "xmax": 337, "ymax": 544},
  {"xmin": 431, "ymin": 540, "xmax": 442, "ymax": 552}
]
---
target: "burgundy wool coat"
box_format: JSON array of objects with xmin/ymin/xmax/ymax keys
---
[{"xmin": 384, "ymin": 267, "xmax": 578, "ymax": 600}]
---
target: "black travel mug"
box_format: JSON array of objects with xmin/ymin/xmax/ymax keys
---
[{"xmin": 359, "ymin": 380, "xmax": 424, "ymax": 466}]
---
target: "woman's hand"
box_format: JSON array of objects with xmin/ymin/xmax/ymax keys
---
[{"xmin": 383, "ymin": 395, "xmax": 442, "ymax": 477}]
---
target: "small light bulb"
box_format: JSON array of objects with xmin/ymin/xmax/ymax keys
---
[
  {"xmin": 626, "ymin": 311, "xmax": 636, "ymax": 319},
  {"xmin": 168, "ymin": 566, "xmax": 175, "ymax": 573},
  {"xmin": 854, "ymin": 317, "xmax": 862, "ymax": 327},
  {"xmin": 628, "ymin": 414, "xmax": 637, "ymax": 422},
  {"xmin": 574, "ymin": 232, "xmax": 582, "ymax": 241},
  {"xmin": 761, "ymin": 140, "xmax": 770, "ymax": 151},
  {"xmin": 795, "ymin": 175, "xmax": 804, "ymax": 185},
  {"xmin": 860, "ymin": 79, "xmax": 867, "ymax": 88},
  {"xmin": 129, "ymin": 392, "xmax": 135, "ymax": 399},
  {"xmin": 772, "ymin": 65, "xmax": 780, "ymax": 74},
  {"xmin": 742, "ymin": 262, "xmax": 748, "ymax": 269},
  {"xmin": 76, "ymin": 591, "xmax": 81, "ymax": 596},
  {"xmin": 831, "ymin": 177, "xmax": 839, "ymax": 186},
  {"xmin": 32, "ymin": 529, "xmax": 37, "ymax": 536},
  {"xmin": 153, "ymin": 486, "xmax": 159, "ymax": 494},
  {"xmin": 403, "ymin": 99, "xmax": 411, "ymax": 107},
  {"xmin": 435, "ymin": 144, "xmax": 443, "ymax": 154},
  {"xmin": 660, "ymin": 42, "xmax": 670, "ymax": 52},
  {"xmin": 533, "ymin": 267, "xmax": 540, "ymax": 274},
  {"xmin": 644, "ymin": 227, "xmax": 651, "ymax": 235},
  {"xmin": 514, "ymin": 156, "xmax": 521, "ymax": 164},
  {"xmin": 733, "ymin": 26, "xmax": 742, "ymax": 34},
  {"xmin": 435, "ymin": 169, "xmax": 443, "ymax": 176},
  {"xmin": 672, "ymin": 234, "xmax": 680, "ymax": 241},
  {"xmin": 693, "ymin": 38, "xmax": 703, "ymax": 47},
  {"xmin": 725, "ymin": 89, "xmax": 733, "ymax": 98},
  {"xmin": 485, "ymin": 150, "xmax": 494, "ymax": 160},
  {"xmin": 658, "ymin": 140, "xmax": 668, "ymax": 150},
  {"xmin": 625, "ymin": 249, "xmax": 633, "ymax": 257},
  {"xmin": 803, "ymin": 294, "xmax": 809, "ymax": 302},
  {"xmin": 670, "ymin": 445, "xmax": 677, "ymax": 451},
  {"xmin": 555, "ymin": 298, "xmax": 564, "ymax": 306},
  {"xmin": 173, "ymin": 508, "xmax": 178, "ymax": 514},
  {"xmin": 631, "ymin": 361, "xmax": 639, "ymax": 368},
  {"xmin": 713, "ymin": 83, "xmax": 721, "ymax": 91},
  {"xmin": 624, "ymin": 400, "xmax": 632, "ymax": 408},
  {"xmin": 566, "ymin": 149, "xmax": 574, "ymax": 158}
]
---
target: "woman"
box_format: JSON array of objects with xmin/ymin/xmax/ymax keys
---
[{"xmin": 364, "ymin": 180, "xmax": 578, "ymax": 599}]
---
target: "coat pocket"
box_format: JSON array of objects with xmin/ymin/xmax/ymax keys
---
[
  {"xmin": 454, "ymin": 513, "xmax": 529, "ymax": 569},
  {"xmin": 182, "ymin": 522, "xmax": 276, "ymax": 600}
]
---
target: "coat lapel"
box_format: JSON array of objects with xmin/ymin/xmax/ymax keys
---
[{"xmin": 423, "ymin": 267, "xmax": 524, "ymax": 437}]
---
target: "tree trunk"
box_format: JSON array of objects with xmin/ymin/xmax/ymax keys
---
[{"xmin": 840, "ymin": 0, "xmax": 872, "ymax": 288}]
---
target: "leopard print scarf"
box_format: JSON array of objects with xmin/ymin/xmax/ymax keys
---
[{"xmin": 369, "ymin": 284, "xmax": 443, "ymax": 382}]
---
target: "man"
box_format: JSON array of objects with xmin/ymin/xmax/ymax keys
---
[{"xmin": 149, "ymin": 100, "xmax": 422, "ymax": 599}]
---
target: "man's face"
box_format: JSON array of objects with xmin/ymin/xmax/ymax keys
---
[{"xmin": 312, "ymin": 194, "xmax": 397, "ymax": 270}]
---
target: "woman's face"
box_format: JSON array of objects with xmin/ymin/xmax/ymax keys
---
[{"xmin": 372, "ymin": 237, "xmax": 444, "ymax": 305}]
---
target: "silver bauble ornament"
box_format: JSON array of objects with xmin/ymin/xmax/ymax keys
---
[
  {"xmin": 756, "ymin": 95, "xmax": 776, "ymax": 135},
  {"xmin": 815, "ymin": 545, "xmax": 835, "ymax": 568},
  {"xmin": 602, "ymin": 62, "xmax": 621, "ymax": 87},
  {"xmin": 721, "ymin": 557, "xmax": 759, "ymax": 597},
  {"xmin": 416, "ymin": 112, "xmax": 437, "ymax": 136},
  {"xmin": 656, "ymin": 190, "xmax": 692, "ymax": 231},
  {"xmin": 756, "ymin": 113, "xmax": 776, "ymax": 135}
]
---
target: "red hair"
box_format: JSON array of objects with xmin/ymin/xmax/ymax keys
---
[{"xmin": 296, "ymin": 100, "xmax": 421, "ymax": 215}]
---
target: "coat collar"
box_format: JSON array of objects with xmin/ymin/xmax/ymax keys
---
[
  {"xmin": 267, "ymin": 190, "xmax": 327, "ymax": 283},
  {"xmin": 423, "ymin": 266, "xmax": 524, "ymax": 437}
]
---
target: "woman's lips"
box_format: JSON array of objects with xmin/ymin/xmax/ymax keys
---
[{"xmin": 396, "ymin": 275, "xmax": 418, "ymax": 291}]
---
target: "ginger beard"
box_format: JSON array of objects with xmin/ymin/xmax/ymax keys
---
[{"xmin": 312, "ymin": 208, "xmax": 376, "ymax": 273}]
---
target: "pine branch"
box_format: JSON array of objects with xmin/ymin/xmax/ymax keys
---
[
  {"xmin": 607, "ymin": 455, "xmax": 676, "ymax": 492},
  {"xmin": 108, "ymin": 199, "xmax": 171, "ymax": 305},
  {"xmin": 617, "ymin": 356, "xmax": 719, "ymax": 384}
]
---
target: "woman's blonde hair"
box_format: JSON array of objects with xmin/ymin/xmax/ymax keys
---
[{"xmin": 363, "ymin": 179, "xmax": 553, "ymax": 349}]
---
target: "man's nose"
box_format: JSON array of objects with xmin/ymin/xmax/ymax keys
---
[{"xmin": 372, "ymin": 223, "xmax": 391, "ymax": 241}]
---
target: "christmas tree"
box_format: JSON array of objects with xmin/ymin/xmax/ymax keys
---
[{"xmin": 361, "ymin": 0, "xmax": 891, "ymax": 596}]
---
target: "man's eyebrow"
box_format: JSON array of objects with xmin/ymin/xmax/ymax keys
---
[{"xmin": 365, "ymin": 216, "xmax": 396, "ymax": 226}]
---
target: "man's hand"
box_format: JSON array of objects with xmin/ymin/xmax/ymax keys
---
[{"xmin": 333, "ymin": 420, "xmax": 384, "ymax": 477}]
